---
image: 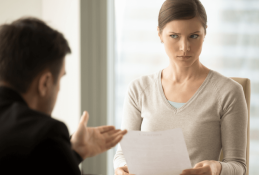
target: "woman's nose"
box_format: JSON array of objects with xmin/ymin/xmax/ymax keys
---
[{"xmin": 179, "ymin": 38, "xmax": 190, "ymax": 53}]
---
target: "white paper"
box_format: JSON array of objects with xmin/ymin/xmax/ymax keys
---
[{"xmin": 120, "ymin": 128, "xmax": 192, "ymax": 175}]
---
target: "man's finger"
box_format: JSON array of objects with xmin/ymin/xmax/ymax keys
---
[
  {"xmin": 80, "ymin": 111, "xmax": 89, "ymax": 126},
  {"xmin": 106, "ymin": 130, "xmax": 127, "ymax": 144},
  {"xmin": 104, "ymin": 129, "xmax": 126, "ymax": 138},
  {"xmin": 106, "ymin": 129, "xmax": 121, "ymax": 135},
  {"xmin": 107, "ymin": 135, "xmax": 123, "ymax": 149},
  {"xmin": 108, "ymin": 130, "xmax": 127, "ymax": 141},
  {"xmin": 116, "ymin": 130, "xmax": 127, "ymax": 137},
  {"xmin": 97, "ymin": 125, "xmax": 115, "ymax": 134}
]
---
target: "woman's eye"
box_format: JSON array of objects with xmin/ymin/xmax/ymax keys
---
[
  {"xmin": 190, "ymin": 34, "xmax": 199, "ymax": 39},
  {"xmin": 170, "ymin": 34, "xmax": 178, "ymax": 38}
]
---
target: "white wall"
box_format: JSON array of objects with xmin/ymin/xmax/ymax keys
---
[
  {"xmin": 0, "ymin": 0, "xmax": 81, "ymax": 134},
  {"xmin": 42, "ymin": 0, "xmax": 81, "ymax": 134},
  {"xmin": 0, "ymin": 0, "xmax": 42, "ymax": 23}
]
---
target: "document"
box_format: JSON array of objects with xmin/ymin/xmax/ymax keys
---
[{"xmin": 120, "ymin": 128, "xmax": 192, "ymax": 175}]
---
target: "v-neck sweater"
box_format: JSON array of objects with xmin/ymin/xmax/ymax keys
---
[{"xmin": 114, "ymin": 69, "xmax": 247, "ymax": 175}]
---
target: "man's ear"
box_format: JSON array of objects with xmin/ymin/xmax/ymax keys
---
[{"xmin": 38, "ymin": 71, "xmax": 53, "ymax": 97}]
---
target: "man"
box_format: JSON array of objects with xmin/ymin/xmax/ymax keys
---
[{"xmin": 0, "ymin": 17, "xmax": 127, "ymax": 175}]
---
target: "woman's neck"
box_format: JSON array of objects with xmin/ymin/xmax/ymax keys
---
[{"xmin": 162, "ymin": 60, "xmax": 209, "ymax": 83}]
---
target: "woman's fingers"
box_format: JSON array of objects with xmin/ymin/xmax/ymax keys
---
[
  {"xmin": 181, "ymin": 166, "xmax": 209, "ymax": 175},
  {"xmin": 115, "ymin": 166, "xmax": 131, "ymax": 175},
  {"xmin": 193, "ymin": 162, "xmax": 204, "ymax": 168}
]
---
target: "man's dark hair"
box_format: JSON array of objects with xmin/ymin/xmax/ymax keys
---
[{"xmin": 0, "ymin": 17, "xmax": 71, "ymax": 93}]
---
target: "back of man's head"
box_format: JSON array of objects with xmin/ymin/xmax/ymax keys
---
[{"xmin": 0, "ymin": 17, "xmax": 71, "ymax": 93}]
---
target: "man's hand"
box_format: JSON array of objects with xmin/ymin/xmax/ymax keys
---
[
  {"xmin": 70, "ymin": 111, "xmax": 127, "ymax": 159},
  {"xmin": 180, "ymin": 160, "xmax": 222, "ymax": 175}
]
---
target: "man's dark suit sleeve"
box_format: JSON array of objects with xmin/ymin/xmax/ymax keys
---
[{"xmin": 29, "ymin": 121, "xmax": 83, "ymax": 175}]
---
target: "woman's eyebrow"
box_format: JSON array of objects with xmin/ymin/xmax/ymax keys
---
[
  {"xmin": 168, "ymin": 31, "xmax": 201, "ymax": 34},
  {"xmin": 168, "ymin": 32, "xmax": 181, "ymax": 34},
  {"xmin": 191, "ymin": 31, "xmax": 201, "ymax": 34}
]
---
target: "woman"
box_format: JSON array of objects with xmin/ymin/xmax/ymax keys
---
[{"xmin": 114, "ymin": 0, "xmax": 247, "ymax": 175}]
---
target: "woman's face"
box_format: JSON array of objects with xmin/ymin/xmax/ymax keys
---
[{"xmin": 158, "ymin": 17, "xmax": 206, "ymax": 68}]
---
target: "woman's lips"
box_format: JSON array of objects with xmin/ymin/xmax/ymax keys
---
[{"xmin": 177, "ymin": 56, "xmax": 191, "ymax": 59}]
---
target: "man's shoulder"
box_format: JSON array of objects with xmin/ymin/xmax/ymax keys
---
[
  {"xmin": 12, "ymin": 102, "xmax": 67, "ymax": 134},
  {"xmin": 0, "ymin": 102, "xmax": 69, "ymax": 155}
]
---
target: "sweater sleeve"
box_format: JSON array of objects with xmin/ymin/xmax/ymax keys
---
[
  {"xmin": 219, "ymin": 83, "xmax": 248, "ymax": 175},
  {"xmin": 113, "ymin": 81, "xmax": 143, "ymax": 170}
]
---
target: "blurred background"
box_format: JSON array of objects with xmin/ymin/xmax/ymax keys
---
[{"xmin": 0, "ymin": 0, "xmax": 258, "ymax": 175}]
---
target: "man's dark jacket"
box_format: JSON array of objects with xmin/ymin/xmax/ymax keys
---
[{"xmin": 0, "ymin": 87, "xmax": 82, "ymax": 175}]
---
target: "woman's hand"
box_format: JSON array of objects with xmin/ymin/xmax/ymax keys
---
[
  {"xmin": 71, "ymin": 111, "xmax": 127, "ymax": 159},
  {"xmin": 180, "ymin": 160, "xmax": 222, "ymax": 175},
  {"xmin": 115, "ymin": 166, "xmax": 135, "ymax": 175}
]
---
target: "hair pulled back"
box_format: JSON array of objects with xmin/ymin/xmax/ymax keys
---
[{"xmin": 158, "ymin": 0, "xmax": 207, "ymax": 34}]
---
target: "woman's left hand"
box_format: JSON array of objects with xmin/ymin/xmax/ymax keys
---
[{"xmin": 180, "ymin": 160, "xmax": 222, "ymax": 175}]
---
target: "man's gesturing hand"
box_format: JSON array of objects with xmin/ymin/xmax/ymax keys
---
[{"xmin": 71, "ymin": 111, "xmax": 127, "ymax": 159}]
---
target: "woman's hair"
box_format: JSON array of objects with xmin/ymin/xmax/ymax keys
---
[{"xmin": 158, "ymin": 0, "xmax": 207, "ymax": 34}]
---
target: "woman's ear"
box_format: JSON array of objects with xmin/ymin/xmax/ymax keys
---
[
  {"xmin": 38, "ymin": 71, "xmax": 53, "ymax": 97},
  {"xmin": 157, "ymin": 26, "xmax": 163, "ymax": 43},
  {"xmin": 204, "ymin": 25, "xmax": 208, "ymax": 42}
]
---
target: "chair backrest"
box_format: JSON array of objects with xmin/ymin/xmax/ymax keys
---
[{"xmin": 219, "ymin": 77, "xmax": 251, "ymax": 175}]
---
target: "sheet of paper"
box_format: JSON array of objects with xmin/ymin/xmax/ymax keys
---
[{"xmin": 120, "ymin": 128, "xmax": 192, "ymax": 175}]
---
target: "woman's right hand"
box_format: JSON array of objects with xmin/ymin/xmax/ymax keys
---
[{"xmin": 115, "ymin": 166, "xmax": 134, "ymax": 175}]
